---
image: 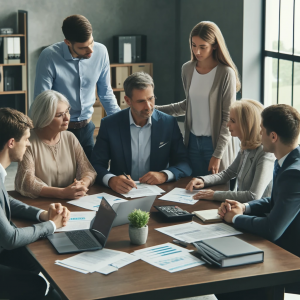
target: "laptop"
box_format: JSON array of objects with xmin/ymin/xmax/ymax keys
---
[
  {"xmin": 47, "ymin": 197, "xmax": 117, "ymax": 254},
  {"xmin": 111, "ymin": 195, "xmax": 156, "ymax": 227}
]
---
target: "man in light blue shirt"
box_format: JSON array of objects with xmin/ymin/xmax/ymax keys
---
[
  {"xmin": 91, "ymin": 72, "xmax": 192, "ymax": 194},
  {"xmin": 34, "ymin": 15, "xmax": 120, "ymax": 159}
]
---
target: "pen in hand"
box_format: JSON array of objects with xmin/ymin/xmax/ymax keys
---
[{"xmin": 123, "ymin": 172, "xmax": 137, "ymax": 189}]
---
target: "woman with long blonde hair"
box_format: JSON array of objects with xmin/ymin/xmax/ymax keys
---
[
  {"xmin": 185, "ymin": 99, "xmax": 275, "ymax": 202},
  {"xmin": 157, "ymin": 21, "xmax": 240, "ymax": 176}
]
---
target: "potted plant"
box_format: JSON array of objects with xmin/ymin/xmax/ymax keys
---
[{"xmin": 128, "ymin": 209, "xmax": 150, "ymax": 245}]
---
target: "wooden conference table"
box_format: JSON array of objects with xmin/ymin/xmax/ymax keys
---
[{"xmin": 10, "ymin": 178, "xmax": 300, "ymax": 300}]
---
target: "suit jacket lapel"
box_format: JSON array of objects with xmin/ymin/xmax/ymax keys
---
[
  {"xmin": 240, "ymin": 148, "xmax": 257, "ymax": 184},
  {"xmin": 150, "ymin": 110, "xmax": 161, "ymax": 170},
  {"xmin": 119, "ymin": 109, "xmax": 132, "ymax": 174},
  {"xmin": 0, "ymin": 178, "xmax": 11, "ymax": 220}
]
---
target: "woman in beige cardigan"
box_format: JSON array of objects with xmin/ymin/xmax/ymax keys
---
[
  {"xmin": 15, "ymin": 90, "xmax": 97, "ymax": 199},
  {"xmin": 156, "ymin": 21, "xmax": 241, "ymax": 176},
  {"xmin": 186, "ymin": 99, "xmax": 275, "ymax": 202}
]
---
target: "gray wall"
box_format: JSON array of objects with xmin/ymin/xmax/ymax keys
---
[
  {"xmin": 0, "ymin": 0, "xmax": 263, "ymax": 108},
  {"xmin": 0, "ymin": 0, "xmax": 177, "ymax": 106}
]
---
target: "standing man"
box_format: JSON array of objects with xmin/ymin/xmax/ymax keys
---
[
  {"xmin": 34, "ymin": 15, "xmax": 120, "ymax": 159},
  {"xmin": 0, "ymin": 108, "xmax": 70, "ymax": 300}
]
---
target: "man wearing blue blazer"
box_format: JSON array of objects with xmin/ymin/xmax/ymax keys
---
[
  {"xmin": 91, "ymin": 72, "xmax": 192, "ymax": 194},
  {"xmin": 0, "ymin": 108, "xmax": 70, "ymax": 300},
  {"xmin": 218, "ymin": 104, "xmax": 300, "ymax": 298}
]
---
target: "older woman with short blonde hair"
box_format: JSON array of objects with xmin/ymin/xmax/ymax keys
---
[
  {"xmin": 15, "ymin": 90, "xmax": 96, "ymax": 199},
  {"xmin": 186, "ymin": 99, "xmax": 275, "ymax": 202}
]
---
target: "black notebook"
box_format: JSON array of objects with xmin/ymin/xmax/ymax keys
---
[{"xmin": 193, "ymin": 236, "xmax": 264, "ymax": 268}]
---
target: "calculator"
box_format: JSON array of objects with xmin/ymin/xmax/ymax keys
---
[{"xmin": 154, "ymin": 205, "xmax": 194, "ymax": 221}]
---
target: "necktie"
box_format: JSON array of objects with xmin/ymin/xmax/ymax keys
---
[{"xmin": 273, "ymin": 160, "xmax": 280, "ymax": 180}]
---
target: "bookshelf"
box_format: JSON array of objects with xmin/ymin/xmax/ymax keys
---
[
  {"xmin": 92, "ymin": 62, "xmax": 153, "ymax": 136},
  {"xmin": 0, "ymin": 11, "xmax": 28, "ymax": 115}
]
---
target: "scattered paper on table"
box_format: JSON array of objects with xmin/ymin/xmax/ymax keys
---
[
  {"xmin": 68, "ymin": 193, "xmax": 127, "ymax": 211},
  {"xmin": 110, "ymin": 254, "xmax": 140, "ymax": 269},
  {"xmin": 159, "ymin": 188, "xmax": 199, "ymax": 205},
  {"xmin": 56, "ymin": 248, "xmax": 128, "ymax": 273},
  {"xmin": 132, "ymin": 242, "xmax": 204, "ymax": 272},
  {"xmin": 55, "ymin": 261, "xmax": 89, "ymax": 274},
  {"xmin": 96, "ymin": 265, "xmax": 118, "ymax": 275},
  {"xmin": 121, "ymin": 183, "xmax": 165, "ymax": 198},
  {"xmin": 155, "ymin": 222, "xmax": 242, "ymax": 243},
  {"xmin": 55, "ymin": 211, "xmax": 96, "ymax": 232}
]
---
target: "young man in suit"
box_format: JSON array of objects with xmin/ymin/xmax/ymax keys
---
[
  {"xmin": 0, "ymin": 108, "xmax": 70, "ymax": 300},
  {"xmin": 91, "ymin": 72, "xmax": 192, "ymax": 194},
  {"xmin": 217, "ymin": 104, "xmax": 300, "ymax": 298}
]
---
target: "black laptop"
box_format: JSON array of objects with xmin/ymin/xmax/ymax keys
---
[{"xmin": 47, "ymin": 197, "xmax": 117, "ymax": 254}]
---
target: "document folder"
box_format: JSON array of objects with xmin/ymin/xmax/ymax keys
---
[{"xmin": 193, "ymin": 236, "xmax": 264, "ymax": 268}]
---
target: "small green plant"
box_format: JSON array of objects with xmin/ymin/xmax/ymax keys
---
[{"xmin": 128, "ymin": 209, "xmax": 150, "ymax": 228}]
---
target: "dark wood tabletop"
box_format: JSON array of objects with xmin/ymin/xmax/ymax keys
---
[{"xmin": 10, "ymin": 178, "xmax": 300, "ymax": 300}]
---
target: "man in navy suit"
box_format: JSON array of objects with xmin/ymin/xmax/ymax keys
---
[
  {"xmin": 91, "ymin": 72, "xmax": 192, "ymax": 194},
  {"xmin": 217, "ymin": 104, "xmax": 300, "ymax": 298}
]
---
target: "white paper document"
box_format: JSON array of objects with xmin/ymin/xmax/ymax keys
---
[
  {"xmin": 159, "ymin": 188, "xmax": 199, "ymax": 205},
  {"xmin": 68, "ymin": 193, "xmax": 127, "ymax": 211},
  {"xmin": 121, "ymin": 182, "xmax": 165, "ymax": 198},
  {"xmin": 55, "ymin": 261, "xmax": 90, "ymax": 274},
  {"xmin": 96, "ymin": 265, "xmax": 118, "ymax": 275},
  {"xmin": 56, "ymin": 248, "xmax": 128, "ymax": 273},
  {"xmin": 132, "ymin": 243, "xmax": 204, "ymax": 273},
  {"xmin": 55, "ymin": 211, "xmax": 96, "ymax": 232},
  {"xmin": 110, "ymin": 254, "xmax": 140, "ymax": 269},
  {"xmin": 156, "ymin": 222, "xmax": 242, "ymax": 243}
]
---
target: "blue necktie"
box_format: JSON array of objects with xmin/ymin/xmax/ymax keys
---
[{"xmin": 273, "ymin": 160, "xmax": 280, "ymax": 180}]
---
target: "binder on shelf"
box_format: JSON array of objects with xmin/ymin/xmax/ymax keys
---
[
  {"xmin": 193, "ymin": 236, "xmax": 264, "ymax": 268},
  {"xmin": 123, "ymin": 43, "xmax": 132, "ymax": 63},
  {"xmin": 0, "ymin": 66, "xmax": 3, "ymax": 92},
  {"xmin": 115, "ymin": 67, "xmax": 129, "ymax": 89},
  {"xmin": 13, "ymin": 37, "xmax": 21, "ymax": 63},
  {"xmin": 22, "ymin": 65, "xmax": 26, "ymax": 91},
  {"xmin": 132, "ymin": 64, "xmax": 151, "ymax": 75},
  {"xmin": 120, "ymin": 91, "xmax": 128, "ymax": 110},
  {"xmin": 92, "ymin": 106, "xmax": 102, "ymax": 127}
]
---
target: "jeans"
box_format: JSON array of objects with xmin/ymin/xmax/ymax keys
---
[
  {"xmin": 188, "ymin": 133, "xmax": 214, "ymax": 177},
  {"xmin": 68, "ymin": 121, "xmax": 95, "ymax": 161}
]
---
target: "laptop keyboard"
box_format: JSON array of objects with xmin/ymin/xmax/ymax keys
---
[{"xmin": 65, "ymin": 230, "xmax": 100, "ymax": 250}]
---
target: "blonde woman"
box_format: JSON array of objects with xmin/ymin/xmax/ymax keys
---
[
  {"xmin": 185, "ymin": 99, "xmax": 275, "ymax": 202},
  {"xmin": 156, "ymin": 21, "xmax": 240, "ymax": 176},
  {"xmin": 15, "ymin": 90, "xmax": 97, "ymax": 199}
]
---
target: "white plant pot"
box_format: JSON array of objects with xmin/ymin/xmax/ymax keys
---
[{"xmin": 129, "ymin": 224, "xmax": 148, "ymax": 245}]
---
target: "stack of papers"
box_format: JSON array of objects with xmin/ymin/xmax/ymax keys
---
[
  {"xmin": 159, "ymin": 188, "xmax": 199, "ymax": 205},
  {"xmin": 68, "ymin": 193, "xmax": 128, "ymax": 211},
  {"xmin": 56, "ymin": 211, "xmax": 96, "ymax": 232},
  {"xmin": 156, "ymin": 222, "xmax": 242, "ymax": 243},
  {"xmin": 56, "ymin": 249, "xmax": 139, "ymax": 275},
  {"xmin": 121, "ymin": 182, "xmax": 165, "ymax": 198},
  {"xmin": 131, "ymin": 242, "xmax": 204, "ymax": 272}
]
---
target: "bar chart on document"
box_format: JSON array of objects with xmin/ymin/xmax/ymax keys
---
[{"xmin": 159, "ymin": 188, "xmax": 199, "ymax": 205}]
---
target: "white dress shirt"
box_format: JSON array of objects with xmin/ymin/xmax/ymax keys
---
[{"xmin": 103, "ymin": 109, "xmax": 174, "ymax": 185}]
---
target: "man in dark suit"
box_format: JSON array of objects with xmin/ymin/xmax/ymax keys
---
[
  {"xmin": 217, "ymin": 104, "xmax": 300, "ymax": 298},
  {"xmin": 0, "ymin": 108, "xmax": 70, "ymax": 300},
  {"xmin": 91, "ymin": 72, "xmax": 192, "ymax": 194}
]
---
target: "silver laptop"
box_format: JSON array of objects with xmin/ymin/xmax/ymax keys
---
[
  {"xmin": 47, "ymin": 197, "xmax": 117, "ymax": 254},
  {"xmin": 111, "ymin": 195, "xmax": 156, "ymax": 227}
]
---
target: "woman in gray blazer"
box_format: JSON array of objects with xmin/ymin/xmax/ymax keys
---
[
  {"xmin": 156, "ymin": 21, "xmax": 241, "ymax": 176},
  {"xmin": 186, "ymin": 99, "xmax": 275, "ymax": 202}
]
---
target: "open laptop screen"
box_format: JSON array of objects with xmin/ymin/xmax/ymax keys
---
[{"xmin": 91, "ymin": 197, "xmax": 117, "ymax": 247}]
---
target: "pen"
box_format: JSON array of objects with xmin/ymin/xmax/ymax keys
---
[
  {"xmin": 123, "ymin": 172, "xmax": 137, "ymax": 189},
  {"xmin": 123, "ymin": 172, "xmax": 130, "ymax": 180},
  {"xmin": 173, "ymin": 239, "xmax": 188, "ymax": 248}
]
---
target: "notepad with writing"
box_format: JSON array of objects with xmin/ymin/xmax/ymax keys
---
[
  {"xmin": 193, "ymin": 236, "xmax": 264, "ymax": 268},
  {"xmin": 192, "ymin": 209, "xmax": 222, "ymax": 223}
]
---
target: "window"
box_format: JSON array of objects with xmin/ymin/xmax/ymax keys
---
[{"xmin": 263, "ymin": 0, "xmax": 300, "ymax": 110}]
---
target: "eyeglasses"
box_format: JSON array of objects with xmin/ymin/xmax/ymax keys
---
[{"xmin": 55, "ymin": 107, "xmax": 71, "ymax": 118}]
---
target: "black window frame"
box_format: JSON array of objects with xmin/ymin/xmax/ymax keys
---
[{"xmin": 262, "ymin": 0, "xmax": 300, "ymax": 106}]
